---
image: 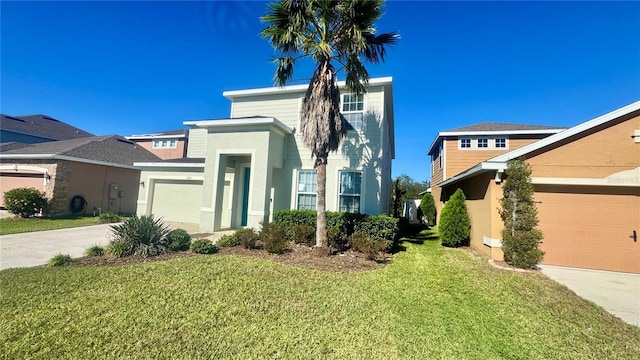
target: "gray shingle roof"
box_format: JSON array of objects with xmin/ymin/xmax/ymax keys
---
[
  {"xmin": 126, "ymin": 129, "xmax": 187, "ymax": 138},
  {"xmin": 0, "ymin": 135, "xmax": 161, "ymax": 166},
  {"xmin": 445, "ymin": 122, "xmax": 566, "ymax": 132},
  {"xmin": 1, "ymin": 114, "xmax": 94, "ymax": 141}
]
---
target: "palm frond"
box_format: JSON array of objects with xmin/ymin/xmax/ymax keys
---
[{"xmin": 273, "ymin": 56, "xmax": 296, "ymax": 87}]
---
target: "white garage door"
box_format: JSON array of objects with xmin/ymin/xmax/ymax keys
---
[{"xmin": 151, "ymin": 180, "xmax": 203, "ymax": 224}]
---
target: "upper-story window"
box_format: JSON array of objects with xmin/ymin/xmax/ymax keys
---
[
  {"xmin": 477, "ymin": 138, "xmax": 488, "ymax": 148},
  {"xmin": 495, "ymin": 138, "xmax": 507, "ymax": 148},
  {"xmin": 153, "ymin": 139, "xmax": 177, "ymax": 149},
  {"xmin": 460, "ymin": 138, "xmax": 471, "ymax": 149},
  {"xmin": 342, "ymin": 93, "xmax": 365, "ymax": 131}
]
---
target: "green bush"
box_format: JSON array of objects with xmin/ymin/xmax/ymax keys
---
[
  {"xmin": 419, "ymin": 192, "xmax": 436, "ymax": 226},
  {"xmin": 99, "ymin": 212, "xmax": 122, "ymax": 224},
  {"xmin": 167, "ymin": 229, "xmax": 191, "ymax": 251},
  {"xmin": 216, "ymin": 234, "xmax": 240, "ymax": 247},
  {"xmin": 353, "ymin": 215, "xmax": 398, "ymax": 251},
  {"xmin": 3, "ymin": 187, "xmax": 47, "ymax": 218},
  {"xmin": 108, "ymin": 215, "xmax": 170, "ymax": 257},
  {"xmin": 190, "ymin": 239, "xmax": 218, "ymax": 254},
  {"xmin": 260, "ymin": 222, "xmax": 288, "ymax": 254},
  {"xmin": 105, "ymin": 240, "xmax": 130, "ymax": 258},
  {"xmin": 350, "ymin": 233, "xmax": 387, "ymax": 260},
  {"xmin": 235, "ymin": 228, "xmax": 259, "ymax": 249},
  {"xmin": 85, "ymin": 245, "xmax": 104, "ymax": 257},
  {"xmin": 289, "ymin": 224, "xmax": 316, "ymax": 246},
  {"xmin": 439, "ymin": 189, "xmax": 470, "ymax": 247},
  {"xmin": 48, "ymin": 253, "xmax": 72, "ymax": 267}
]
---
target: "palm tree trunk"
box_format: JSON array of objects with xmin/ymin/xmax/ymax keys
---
[{"xmin": 315, "ymin": 156, "xmax": 328, "ymax": 249}]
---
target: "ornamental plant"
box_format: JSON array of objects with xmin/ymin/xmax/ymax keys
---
[
  {"xmin": 499, "ymin": 159, "xmax": 544, "ymax": 268},
  {"xmin": 108, "ymin": 215, "xmax": 170, "ymax": 258},
  {"xmin": 439, "ymin": 189, "xmax": 470, "ymax": 247},
  {"xmin": 419, "ymin": 192, "xmax": 436, "ymax": 226},
  {"xmin": 3, "ymin": 187, "xmax": 47, "ymax": 218}
]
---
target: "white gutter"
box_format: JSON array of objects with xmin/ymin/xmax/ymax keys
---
[
  {"xmin": 125, "ymin": 134, "xmax": 186, "ymax": 140},
  {"xmin": 0, "ymin": 154, "xmax": 140, "ymax": 170},
  {"xmin": 134, "ymin": 162, "xmax": 205, "ymax": 168},
  {"xmin": 223, "ymin": 76, "xmax": 393, "ymax": 99}
]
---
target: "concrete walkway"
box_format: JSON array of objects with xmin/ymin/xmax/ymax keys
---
[
  {"xmin": 1, "ymin": 224, "xmax": 114, "ymax": 270},
  {"xmin": 539, "ymin": 265, "xmax": 640, "ymax": 327}
]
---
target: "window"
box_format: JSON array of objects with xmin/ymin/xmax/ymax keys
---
[
  {"xmin": 297, "ymin": 170, "xmax": 317, "ymax": 210},
  {"xmin": 460, "ymin": 138, "xmax": 471, "ymax": 149},
  {"xmin": 339, "ymin": 171, "xmax": 361, "ymax": 212},
  {"xmin": 152, "ymin": 139, "xmax": 177, "ymax": 149},
  {"xmin": 341, "ymin": 93, "xmax": 365, "ymax": 131},
  {"xmin": 477, "ymin": 138, "xmax": 488, "ymax": 148},
  {"xmin": 495, "ymin": 138, "xmax": 507, "ymax": 148}
]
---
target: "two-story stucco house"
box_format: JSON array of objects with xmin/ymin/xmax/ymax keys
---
[
  {"xmin": 126, "ymin": 130, "xmax": 189, "ymax": 160},
  {"xmin": 135, "ymin": 77, "xmax": 394, "ymax": 232},
  {"xmin": 429, "ymin": 101, "xmax": 640, "ymax": 274}
]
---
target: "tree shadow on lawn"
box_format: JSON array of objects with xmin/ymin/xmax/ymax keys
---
[{"xmin": 392, "ymin": 223, "xmax": 439, "ymax": 253}]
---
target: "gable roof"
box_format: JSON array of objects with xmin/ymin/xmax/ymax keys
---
[
  {"xmin": 0, "ymin": 135, "xmax": 160, "ymax": 169},
  {"xmin": 438, "ymin": 100, "xmax": 640, "ymax": 187},
  {"xmin": 1, "ymin": 114, "xmax": 94, "ymax": 141},
  {"xmin": 427, "ymin": 121, "xmax": 565, "ymax": 155}
]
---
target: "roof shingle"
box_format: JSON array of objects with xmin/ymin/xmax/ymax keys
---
[{"xmin": 1, "ymin": 114, "xmax": 94, "ymax": 141}]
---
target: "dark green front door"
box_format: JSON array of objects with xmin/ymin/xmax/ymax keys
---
[{"xmin": 241, "ymin": 167, "xmax": 250, "ymax": 226}]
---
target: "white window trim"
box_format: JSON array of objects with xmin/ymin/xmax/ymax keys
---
[
  {"xmin": 458, "ymin": 137, "xmax": 472, "ymax": 150},
  {"xmin": 296, "ymin": 169, "xmax": 317, "ymax": 210},
  {"xmin": 476, "ymin": 137, "xmax": 489, "ymax": 149},
  {"xmin": 152, "ymin": 139, "xmax": 178, "ymax": 149},
  {"xmin": 337, "ymin": 169, "xmax": 364, "ymax": 213},
  {"xmin": 341, "ymin": 93, "xmax": 366, "ymax": 132},
  {"xmin": 494, "ymin": 137, "xmax": 509, "ymax": 149}
]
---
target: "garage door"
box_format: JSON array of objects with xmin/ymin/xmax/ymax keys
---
[
  {"xmin": 535, "ymin": 190, "xmax": 639, "ymax": 273},
  {"xmin": 151, "ymin": 180, "xmax": 203, "ymax": 224},
  {"xmin": 0, "ymin": 172, "xmax": 45, "ymax": 208}
]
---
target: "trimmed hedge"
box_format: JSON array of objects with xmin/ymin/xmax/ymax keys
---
[
  {"xmin": 439, "ymin": 189, "xmax": 470, "ymax": 247},
  {"xmin": 419, "ymin": 192, "xmax": 436, "ymax": 226},
  {"xmin": 273, "ymin": 210, "xmax": 398, "ymax": 252}
]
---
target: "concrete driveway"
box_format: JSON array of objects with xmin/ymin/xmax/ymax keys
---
[
  {"xmin": 539, "ymin": 265, "xmax": 640, "ymax": 327},
  {"xmin": 0, "ymin": 224, "xmax": 114, "ymax": 270}
]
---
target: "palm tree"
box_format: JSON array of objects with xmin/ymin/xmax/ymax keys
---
[{"xmin": 261, "ymin": 0, "xmax": 398, "ymax": 252}]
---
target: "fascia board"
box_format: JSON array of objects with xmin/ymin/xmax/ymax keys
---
[
  {"xmin": 0, "ymin": 154, "xmax": 139, "ymax": 170},
  {"xmin": 222, "ymin": 77, "xmax": 393, "ymax": 99},
  {"xmin": 133, "ymin": 162, "xmax": 205, "ymax": 168},
  {"xmin": 438, "ymin": 129, "xmax": 564, "ymax": 137},
  {"xmin": 490, "ymin": 100, "xmax": 640, "ymax": 163},
  {"xmin": 125, "ymin": 134, "xmax": 186, "ymax": 140},
  {"xmin": 438, "ymin": 161, "xmax": 507, "ymax": 187},
  {"xmin": 183, "ymin": 117, "xmax": 293, "ymax": 135}
]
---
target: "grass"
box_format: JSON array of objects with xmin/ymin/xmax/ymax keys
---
[
  {"xmin": 0, "ymin": 215, "xmax": 105, "ymax": 235},
  {"xmin": 1, "ymin": 229, "xmax": 638, "ymax": 359}
]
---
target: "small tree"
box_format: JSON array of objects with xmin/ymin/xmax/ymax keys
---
[
  {"xmin": 419, "ymin": 192, "xmax": 436, "ymax": 226},
  {"xmin": 3, "ymin": 187, "xmax": 47, "ymax": 218},
  {"xmin": 499, "ymin": 159, "xmax": 544, "ymax": 268},
  {"xmin": 439, "ymin": 188, "xmax": 470, "ymax": 247}
]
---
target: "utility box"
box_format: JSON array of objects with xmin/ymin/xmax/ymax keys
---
[{"xmin": 109, "ymin": 184, "xmax": 119, "ymax": 199}]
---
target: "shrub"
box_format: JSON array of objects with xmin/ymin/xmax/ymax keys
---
[
  {"xmin": 85, "ymin": 245, "xmax": 104, "ymax": 257},
  {"xmin": 499, "ymin": 159, "xmax": 545, "ymax": 268},
  {"xmin": 48, "ymin": 253, "xmax": 72, "ymax": 267},
  {"xmin": 190, "ymin": 239, "xmax": 218, "ymax": 254},
  {"xmin": 353, "ymin": 215, "xmax": 398, "ymax": 252},
  {"xmin": 99, "ymin": 212, "xmax": 122, "ymax": 223},
  {"xmin": 260, "ymin": 222, "xmax": 288, "ymax": 254},
  {"xmin": 108, "ymin": 215, "xmax": 170, "ymax": 257},
  {"xmin": 419, "ymin": 192, "xmax": 436, "ymax": 226},
  {"xmin": 290, "ymin": 224, "xmax": 316, "ymax": 246},
  {"xmin": 105, "ymin": 239, "xmax": 132, "ymax": 258},
  {"xmin": 167, "ymin": 228, "xmax": 191, "ymax": 251},
  {"xmin": 439, "ymin": 189, "xmax": 470, "ymax": 247},
  {"xmin": 3, "ymin": 187, "xmax": 47, "ymax": 218},
  {"xmin": 235, "ymin": 228, "xmax": 259, "ymax": 249},
  {"xmin": 216, "ymin": 234, "xmax": 240, "ymax": 247},
  {"xmin": 350, "ymin": 233, "xmax": 387, "ymax": 260}
]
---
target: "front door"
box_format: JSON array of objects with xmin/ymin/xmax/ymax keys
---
[{"xmin": 241, "ymin": 167, "xmax": 250, "ymax": 226}]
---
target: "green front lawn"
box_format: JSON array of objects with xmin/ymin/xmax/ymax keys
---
[
  {"xmin": 1, "ymin": 231, "xmax": 638, "ymax": 359},
  {"xmin": 0, "ymin": 216, "xmax": 104, "ymax": 235}
]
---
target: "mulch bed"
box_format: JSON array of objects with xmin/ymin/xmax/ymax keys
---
[{"xmin": 69, "ymin": 244, "xmax": 389, "ymax": 273}]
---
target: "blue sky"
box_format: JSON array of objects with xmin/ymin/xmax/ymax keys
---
[{"xmin": 2, "ymin": 1, "xmax": 639, "ymax": 182}]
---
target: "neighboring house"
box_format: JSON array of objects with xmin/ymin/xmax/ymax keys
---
[
  {"xmin": 430, "ymin": 101, "xmax": 640, "ymax": 274},
  {"xmin": 135, "ymin": 77, "xmax": 395, "ymax": 232},
  {"xmin": 0, "ymin": 136, "xmax": 160, "ymax": 214},
  {"xmin": 126, "ymin": 129, "xmax": 188, "ymax": 159},
  {"xmin": 0, "ymin": 114, "xmax": 94, "ymax": 144}
]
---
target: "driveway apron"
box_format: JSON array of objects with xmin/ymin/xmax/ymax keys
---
[{"xmin": 0, "ymin": 224, "xmax": 113, "ymax": 270}]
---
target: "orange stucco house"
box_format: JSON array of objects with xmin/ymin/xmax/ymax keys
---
[{"xmin": 428, "ymin": 101, "xmax": 640, "ymax": 274}]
